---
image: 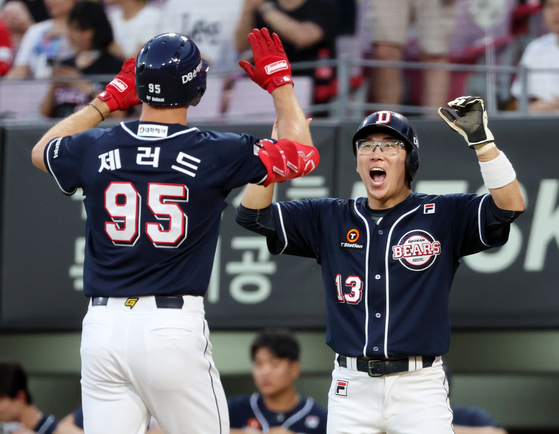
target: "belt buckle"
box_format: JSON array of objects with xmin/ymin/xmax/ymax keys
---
[{"xmin": 367, "ymin": 359, "xmax": 386, "ymax": 377}]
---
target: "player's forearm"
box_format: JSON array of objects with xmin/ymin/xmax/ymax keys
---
[
  {"xmin": 272, "ymin": 85, "xmax": 312, "ymax": 146},
  {"xmin": 259, "ymin": 9, "xmax": 323, "ymax": 49},
  {"xmin": 488, "ymin": 179, "xmax": 524, "ymax": 212},
  {"xmin": 32, "ymin": 98, "xmax": 109, "ymax": 172},
  {"xmin": 476, "ymin": 145, "xmax": 525, "ymax": 212},
  {"xmin": 241, "ymin": 183, "xmax": 275, "ymax": 209}
]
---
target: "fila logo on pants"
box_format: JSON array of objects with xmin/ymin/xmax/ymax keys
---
[{"xmin": 336, "ymin": 380, "xmax": 348, "ymax": 396}]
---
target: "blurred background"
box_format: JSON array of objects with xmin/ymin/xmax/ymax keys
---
[{"xmin": 1, "ymin": 0, "xmax": 559, "ymax": 433}]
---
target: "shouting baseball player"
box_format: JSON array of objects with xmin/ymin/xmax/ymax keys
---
[
  {"xmin": 236, "ymin": 96, "xmax": 524, "ymax": 433},
  {"xmin": 31, "ymin": 29, "xmax": 318, "ymax": 434}
]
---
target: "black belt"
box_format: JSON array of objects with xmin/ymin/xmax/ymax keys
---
[
  {"xmin": 338, "ymin": 355, "xmax": 435, "ymax": 377},
  {"xmin": 91, "ymin": 296, "xmax": 185, "ymax": 309}
]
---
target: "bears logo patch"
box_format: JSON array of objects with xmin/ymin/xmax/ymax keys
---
[{"xmin": 392, "ymin": 230, "xmax": 441, "ymax": 271}]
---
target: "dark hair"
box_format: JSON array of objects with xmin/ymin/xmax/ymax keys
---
[
  {"xmin": 0, "ymin": 362, "xmax": 32, "ymax": 404},
  {"xmin": 250, "ymin": 328, "xmax": 300, "ymax": 362},
  {"xmin": 69, "ymin": 1, "xmax": 114, "ymax": 50}
]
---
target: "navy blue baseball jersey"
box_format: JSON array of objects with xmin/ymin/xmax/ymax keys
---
[
  {"xmin": 34, "ymin": 414, "xmax": 59, "ymax": 433},
  {"xmin": 43, "ymin": 120, "xmax": 267, "ymax": 297},
  {"xmin": 228, "ymin": 393, "xmax": 327, "ymax": 434},
  {"xmin": 264, "ymin": 192, "xmax": 509, "ymax": 358},
  {"xmin": 452, "ymin": 406, "xmax": 500, "ymax": 427}
]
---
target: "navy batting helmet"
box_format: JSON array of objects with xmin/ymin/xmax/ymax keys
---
[
  {"xmin": 352, "ymin": 111, "xmax": 420, "ymax": 183},
  {"xmin": 136, "ymin": 33, "xmax": 209, "ymax": 107}
]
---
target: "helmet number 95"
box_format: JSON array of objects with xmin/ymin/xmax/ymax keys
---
[{"xmin": 148, "ymin": 83, "xmax": 161, "ymax": 94}]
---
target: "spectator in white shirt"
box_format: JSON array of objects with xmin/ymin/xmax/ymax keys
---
[
  {"xmin": 104, "ymin": 0, "xmax": 161, "ymax": 59},
  {"xmin": 6, "ymin": 0, "xmax": 77, "ymax": 79},
  {"xmin": 511, "ymin": 0, "xmax": 559, "ymax": 112},
  {"xmin": 157, "ymin": 0, "xmax": 243, "ymax": 73}
]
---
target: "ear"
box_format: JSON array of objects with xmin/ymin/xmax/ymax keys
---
[
  {"xmin": 15, "ymin": 390, "xmax": 26, "ymax": 403},
  {"xmin": 290, "ymin": 360, "xmax": 301, "ymax": 381}
]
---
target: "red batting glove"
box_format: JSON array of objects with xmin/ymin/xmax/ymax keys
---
[
  {"xmin": 239, "ymin": 28, "xmax": 293, "ymax": 94},
  {"xmin": 97, "ymin": 57, "xmax": 141, "ymax": 112}
]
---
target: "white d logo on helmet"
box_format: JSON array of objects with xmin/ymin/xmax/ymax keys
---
[{"xmin": 376, "ymin": 111, "xmax": 392, "ymax": 125}]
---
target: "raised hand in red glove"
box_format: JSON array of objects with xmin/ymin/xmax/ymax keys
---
[
  {"xmin": 97, "ymin": 57, "xmax": 141, "ymax": 112},
  {"xmin": 239, "ymin": 28, "xmax": 293, "ymax": 94}
]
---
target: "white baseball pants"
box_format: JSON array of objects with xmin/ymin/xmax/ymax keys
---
[
  {"xmin": 80, "ymin": 295, "xmax": 229, "ymax": 434},
  {"xmin": 327, "ymin": 356, "xmax": 453, "ymax": 434}
]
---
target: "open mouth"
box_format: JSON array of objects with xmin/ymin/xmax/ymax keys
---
[{"xmin": 370, "ymin": 167, "xmax": 386, "ymax": 185}]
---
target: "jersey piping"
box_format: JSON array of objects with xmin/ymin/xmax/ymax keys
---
[
  {"xmin": 384, "ymin": 205, "xmax": 422, "ymax": 358},
  {"xmin": 250, "ymin": 393, "xmax": 270, "ymax": 432},
  {"xmin": 275, "ymin": 203, "xmax": 289, "ymax": 255},
  {"xmin": 36, "ymin": 415, "xmax": 57, "ymax": 434},
  {"xmin": 249, "ymin": 393, "xmax": 316, "ymax": 433},
  {"xmin": 203, "ymin": 318, "xmax": 223, "ymax": 434},
  {"xmin": 120, "ymin": 122, "xmax": 199, "ymax": 141},
  {"xmin": 283, "ymin": 397, "xmax": 315, "ymax": 430},
  {"xmin": 478, "ymin": 194, "xmax": 490, "ymax": 247},
  {"xmin": 46, "ymin": 138, "xmax": 77, "ymax": 195},
  {"xmin": 352, "ymin": 201, "xmax": 371, "ymax": 357}
]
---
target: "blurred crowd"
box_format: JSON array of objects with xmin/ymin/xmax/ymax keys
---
[{"xmin": 0, "ymin": 0, "xmax": 554, "ymax": 120}]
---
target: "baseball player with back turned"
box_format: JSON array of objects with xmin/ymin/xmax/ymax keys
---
[
  {"xmin": 236, "ymin": 96, "xmax": 525, "ymax": 433},
  {"xmin": 31, "ymin": 28, "xmax": 319, "ymax": 434}
]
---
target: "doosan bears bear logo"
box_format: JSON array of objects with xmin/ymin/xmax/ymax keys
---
[{"xmin": 392, "ymin": 230, "xmax": 441, "ymax": 271}]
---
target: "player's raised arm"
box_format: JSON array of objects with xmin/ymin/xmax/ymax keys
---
[
  {"xmin": 238, "ymin": 28, "xmax": 317, "ymax": 210},
  {"xmin": 31, "ymin": 58, "xmax": 141, "ymax": 172},
  {"xmin": 438, "ymin": 96, "xmax": 525, "ymax": 212}
]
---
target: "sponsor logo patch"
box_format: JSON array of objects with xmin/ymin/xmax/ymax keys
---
[
  {"xmin": 125, "ymin": 298, "xmax": 139, "ymax": 308},
  {"xmin": 341, "ymin": 228, "xmax": 363, "ymax": 249},
  {"xmin": 246, "ymin": 418, "xmax": 262, "ymax": 430},
  {"xmin": 305, "ymin": 415, "xmax": 320, "ymax": 429},
  {"xmin": 335, "ymin": 380, "xmax": 348, "ymax": 396},
  {"xmin": 182, "ymin": 60, "xmax": 203, "ymax": 83},
  {"xmin": 424, "ymin": 203, "xmax": 435, "ymax": 214},
  {"xmin": 138, "ymin": 124, "xmax": 168, "ymax": 138},
  {"xmin": 265, "ymin": 60, "xmax": 288, "ymax": 75},
  {"xmin": 52, "ymin": 138, "xmax": 61, "ymax": 159},
  {"xmin": 110, "ymin": 78, "xmax": 128, "ymax": 92},
  {"xmin": 346, "ymin": 229, "xmax": 360, "ymax": 243},
  {"xmin": 392, "ymin": 230, "xmax": 441, "ymax": 271}
]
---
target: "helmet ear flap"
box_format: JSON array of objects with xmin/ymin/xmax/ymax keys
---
[
  {"xmin": 405, "ymin": 146, "xmax": 420, "ymax": 184},
  {"xmin": 189, "ymin": 87, "xmax": 206, "ymax": 107}
]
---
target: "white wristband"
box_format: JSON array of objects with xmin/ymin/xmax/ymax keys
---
[{"xmin": 479, "ymin": 151, "xmax": 516, "ymax": 189}]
